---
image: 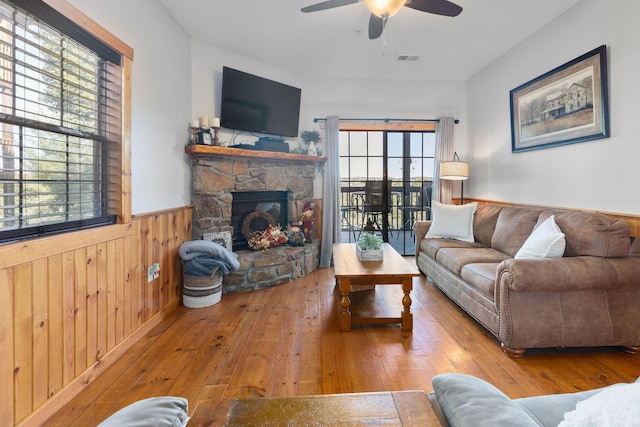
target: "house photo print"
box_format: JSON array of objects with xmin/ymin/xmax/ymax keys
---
[{"xmin": 510, "ymin": 45, "xmax": 609, "ymax": 152}]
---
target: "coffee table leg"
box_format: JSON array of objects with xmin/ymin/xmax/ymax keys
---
[
  {"xmin": 338, "ymin": 277, "xmax": 352, "ymax": 331},
  {"xmin": 401, "ymin": 277, "xmax": 413, "ymax": 331}
]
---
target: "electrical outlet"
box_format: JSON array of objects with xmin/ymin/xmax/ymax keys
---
[
  {"xmin": 152, "ymin": 262, "xmax": 160, "ymax": 280},
  {"xmin": 147, "ymin": 263, "xmax": 160, "ymax": 282}
]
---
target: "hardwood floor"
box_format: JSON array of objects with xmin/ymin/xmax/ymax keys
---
[{"xmin": 46, "ymin": 262, "xmax": 639, "ymax": 425}]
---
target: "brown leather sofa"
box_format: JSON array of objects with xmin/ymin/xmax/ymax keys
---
[{"xmin": 414, "ymin": 203, "xmax": 640, "ymax": 356}]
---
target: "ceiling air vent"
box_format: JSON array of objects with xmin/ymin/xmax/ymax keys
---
[{"xmin": 396, "ymin": 54, "xmax": 420, "ymax": 62}]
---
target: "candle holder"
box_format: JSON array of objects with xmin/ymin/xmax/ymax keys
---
[
  {"xmin": 212, "ymin": 126, "xmax": 220, "ymax": 146},
  {"xmin": 190, "ymin": 126, "xmax": 214, "ymax": 145},
  {"xmin": 189, "ymin": 126, "xmax": 199, "ymax": 145}
]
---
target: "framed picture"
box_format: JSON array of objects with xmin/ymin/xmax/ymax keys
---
[
  {"xmin": 202, "ymin": 231, "xmax": 233, "ymax": 250},
  {"xmin": 198, "ymin": 129, "xmax": 213, "ymax": 145},
  {"xmin": 510, "ymin": 45, "xmax": 609, "ymax": 153}
]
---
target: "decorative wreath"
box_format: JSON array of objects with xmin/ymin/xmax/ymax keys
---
[
  {"xmin": 247, "ymin": 225, "xmax": 288, "ymax": 251},
  {"xmin": 241, "ymin": 211, "xmax": 276, "ymax": 241}
]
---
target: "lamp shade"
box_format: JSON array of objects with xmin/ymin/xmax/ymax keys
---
[
  {"xmin": 364, "ymin": 0, "xmax": 405, "ymax": 17},
  {"xmin": 440, "ymin": 161, "xmax": 469, "ymax": 180}
]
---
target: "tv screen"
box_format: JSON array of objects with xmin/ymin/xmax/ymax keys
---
[{"xmin": 220, "ymin": 67, "xmax": 301, "ymax": 137}]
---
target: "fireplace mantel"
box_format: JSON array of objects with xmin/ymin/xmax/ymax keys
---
[{"xmin": 185, "ymin": 144, "xmax": 326, "ymax": 163}]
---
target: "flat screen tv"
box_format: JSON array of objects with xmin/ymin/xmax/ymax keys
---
[{"xmin": 220, "ymin": 67, "xmax": 302, "ymax": 138}]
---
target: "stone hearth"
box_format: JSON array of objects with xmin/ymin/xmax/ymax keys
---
[
  {"xmin": 224, "ymin": 241, "xmax": 319, "ymax": 294},
  {"xmin": 186, "ymin": 145, "xmax": 325, "ymax": 293}
]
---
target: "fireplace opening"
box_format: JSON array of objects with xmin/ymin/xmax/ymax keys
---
[{"xmin": 231, "ymin": 191, "xmax": 289, "ymax": 251}]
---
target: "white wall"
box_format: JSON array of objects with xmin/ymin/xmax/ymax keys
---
[
  {"xmin": 69, "ymin": 0, "xmax": 192, "ymax": 214},
  {"xmin": 305, "ymin": 78, "xmax": 466, "ymax": 122},
  {"xmin": 305, "ymin": 77, "xmax": 467, "ymax": 155},
  {"xmin": 190, "ymin": 39, "xmax": 309, "ymax": 147},
  {"xmin": 467, "ymin": 0, "xmax": 640, "ymax": 214}
]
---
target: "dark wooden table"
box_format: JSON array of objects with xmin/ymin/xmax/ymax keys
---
[
  {"xmin": 188, "ymin": 390, "xmax": 440, "ymax": 426},
  {"xmin": 332, "ymin": 243, "xmax": 420, "ymax": 331}
]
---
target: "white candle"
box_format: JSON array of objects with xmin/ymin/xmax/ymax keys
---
[
  {"xmin": 201, "ymin": 115, "xmax": 210, "ymax": 128},
  {"xmin": 190, "ymin": 119, "xmax": 199, "ymax": 128},
  {"xmin": 212, "ymin": 117, "xmax": 220, "ymax": 128}
]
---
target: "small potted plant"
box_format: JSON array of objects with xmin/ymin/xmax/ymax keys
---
[
  {"xmin": 356, "ymin": 232, "xmax": 384, "ymax": 261},
  {"xmin": 300, "ymin": 130, "xmax": 320, "ymax": 155}
]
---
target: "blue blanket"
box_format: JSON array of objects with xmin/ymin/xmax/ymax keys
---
[{"xmin": 179, "ymin": 240, "xmax": 240, "ymax": 276}]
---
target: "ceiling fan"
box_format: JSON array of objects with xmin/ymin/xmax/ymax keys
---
[{"xmin": 301, "ymin": 0, "xmax": 463, "ymax": 40}]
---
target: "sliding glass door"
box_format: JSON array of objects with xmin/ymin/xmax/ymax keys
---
[{"xmin": 339, "ymin": 130, "xmax": 435, "ymax": 255}]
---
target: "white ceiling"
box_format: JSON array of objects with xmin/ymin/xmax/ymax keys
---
[{"xmin": 158, "ymin": 0, "xmax": 583, "ymax": 81}]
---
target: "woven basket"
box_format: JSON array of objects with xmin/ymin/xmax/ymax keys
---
[{"xmin": 182, "ymin": 268, "xmax": 223, "ymax": 308}]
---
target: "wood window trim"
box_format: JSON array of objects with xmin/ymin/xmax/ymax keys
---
[
  {"xmin": 337, "ymin": 121, "xmax": 436, "ymax": 132},
  {"xmin": 44, "ymin": 0, "xmax": 134, "ymax": 60}
]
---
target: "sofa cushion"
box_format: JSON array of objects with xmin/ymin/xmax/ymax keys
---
[
  {"xmin": 460, "ymin": 263, "xmax": 500, "ymax": 301},
  {"xmin": 515, "ymin": 215, "xmax": 566, "ymax": 259},
  {"xmin": 426, "ymin": 202, "xmax": 478, "ymax": 242},
  {"xmin": 491, "ymin": 207, "xmax": 541, "ymax": 257},
  {"xmin": 472, "ymin": 204, "xmax": 504, "ymax": 247},
  {"xmin": 420, "ymin": 238, "xmax": 485, "ymax": 260},
  {"xmin": 436, "ymin": 247, "xmax": 510, "ymax": 276},
  {"xmin": 538, "ymin": 210, "xmax": 630, "ymax": 258}
]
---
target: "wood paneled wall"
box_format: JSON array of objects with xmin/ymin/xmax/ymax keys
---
[{"xmin": 0, "ymin": 207, "xmax": 192, "ymax": 427}]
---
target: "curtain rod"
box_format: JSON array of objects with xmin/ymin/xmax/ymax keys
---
[{"xmin": 312, "ymin": 117, "xmax": 459, "ymax": 124}]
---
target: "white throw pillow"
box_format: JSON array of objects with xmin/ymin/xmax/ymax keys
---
[
  {"xmin": 514, "ymin": 215, "xmax": 566, "ymax": 259},
  {"xmin": 558, "ymin": 382, "xmax": 640, "ymax": 427},
  {"xmin": 425, "ymin": 202, "xmax": 478, "ymax": 243}
]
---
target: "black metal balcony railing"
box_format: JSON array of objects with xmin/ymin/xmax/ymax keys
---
[{"xmin": 339, "ymin": 181, "xmax": 432, "ymax": 255}]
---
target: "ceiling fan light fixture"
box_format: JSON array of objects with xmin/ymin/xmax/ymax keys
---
[{"xmin": 364, "ymin": 0, "xmax": 406, "ymax": 18}]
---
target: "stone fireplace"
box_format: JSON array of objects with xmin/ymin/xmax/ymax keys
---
[{"xmin": 187, "ymin": 145, "xmax": 325, "ymax": 293}]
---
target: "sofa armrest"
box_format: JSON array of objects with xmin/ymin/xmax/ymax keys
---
[
  {"xmin": 98, "ymin": 396, "xmax": 189, "ymax": 426},
  {"xmin": 414, "ymin": 221, "xmax": 432, "ymax": 263},
  {"xmin": 497, "ymin": 256, "xmax": 640, "ymax": 293},
  {"xmin": 432, "ymin": 374, "xmax": 640, "ymax": 427},
  {"xmin": 414, "ymin": 220, "xmax": 431, "ymax": 243},
  {"xmin": 497, "ymin": 256, "xmax": 640, "ymax": 351}
]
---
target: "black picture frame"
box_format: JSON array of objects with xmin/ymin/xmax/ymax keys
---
[
  {"xmin": 198, "ymin": 129, "xmax": 213, "ymax": 145},
  {"xmin": 510, "ymin": 45, "xmax": 609, "ymax": 153}
]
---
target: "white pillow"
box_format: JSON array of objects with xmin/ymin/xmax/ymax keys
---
[
  {"xmin": 425, "ymin": 202, "xmax": 477, "ymax": 243},
  {"xmin": 514, "ymin": 215, "xmax": 566, "ymax": 259},
  {"xmin": 558, "ymin": 382, "xmax": 640, "ymax": 427}
]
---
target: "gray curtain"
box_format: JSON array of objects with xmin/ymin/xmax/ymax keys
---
[
  {"xmin": 319, "ymin": 115, "xmax": 340, "ymax": 267},
  {"xmin": 433, "ymin": 117, "xmax": 455, "ymax": 204}
]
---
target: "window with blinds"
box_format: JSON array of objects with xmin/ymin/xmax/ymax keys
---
[{"xmin": 0, "ymin": 0, "xmax": 122, "ymax": 243}]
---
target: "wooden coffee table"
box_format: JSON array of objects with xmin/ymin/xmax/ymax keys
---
[
  {"xmin": 332, "ymin": 243, "xmax": 420, "ymax": 331},
  {"xmin": 189, "ymin": 390, "xmax": 440, "ymax": 426}
]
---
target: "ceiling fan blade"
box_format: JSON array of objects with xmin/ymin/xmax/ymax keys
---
[
  {"xmin": 301, "ymin": 0, "xmax": 359, "ymax": 13},
  {"xmin": 368, "ymin": 14, "xmax": 384, "ymax": 39},
  {"xmin": 404, "ymin": 0, "xmax": 463, "ymax": 17}
]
